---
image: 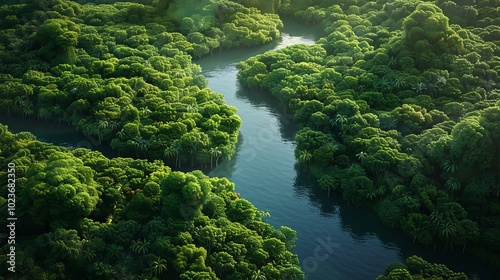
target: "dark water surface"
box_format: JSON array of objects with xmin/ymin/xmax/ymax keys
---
[
  {"xmin": 1, "ymin": 19, "xmax": 498, "ymax": 280},
  {"xmin": 0, "ymin": 115, "xmax": 118, "ymax": 158}
]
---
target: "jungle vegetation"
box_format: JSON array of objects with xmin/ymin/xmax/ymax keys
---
[
  {"xmin": 0, "ymin": 0, "xmax": 303, "ymax": 279},
  {"xmin": 377, "ymin": 255, "xmax": 468, "ymax": 280},
  {"xmin": 0, "ymin": 0, "xmax": 286, "ymax": 167},
  {"xmin": 0, "ymin": 125, "xmax": 303, "ymax": 279},
  {"xmin": 237, "ymin": 0, "xmax": 500, "ymax": 271},
  {"xmin": 1, "ymin": 0, "xmax": 498, "ymax": 279}
]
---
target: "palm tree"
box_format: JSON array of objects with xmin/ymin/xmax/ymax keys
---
[
  {"xmin": 21, "ymin": 101, "xmax": 34, "ymax": 119},
  {"xmin": 29, "ymin": 60, "xmax": 42, "ymax": 71},
  {"xmin": 356, "ymin": 151, "xmax": 368, "ymax": 162},
  {"xmin": 209, "ymin": 147, "xmax": 216, "ymax": 169},
  {"xmin": 331, "ymin": 114, "xmax": 347, "ymax": 128},
  {"xmin": 298, "ymin": 150, "xmax": 312, "ymax": 170},
  {"xmin": 435, "ymin": 75, "xmax": 447, "ymax": 87},
  {"xmin": 252, "ymin": 270, "xmax": 267, "ymax": 280},
  {"xmin": 413, "ymin": 82, "xmax": 427, "ymax": 95},
  {"xmin": 325, "ymin": 142, "xmax": 341, "ymax": 154},
  {"xmin": 392, "ymin": 77, "xmax": 406, "ymax": 89},
  {"xmin": 188, "ymin": 142, "xmax": 200, "ymax": 167},
  {"xmin": 108, "ymin": 120, "xmax": 120, "ymax": 131},
  {"xmin": 111, "ymin": 263, "xmax": 130, "ymax": 279},
  {"xmin": 97, "ymin": 120, "xmax": 108, "ymax": 144},
  {"xmin": 376, "ymin": 185, "xmax": 387, "ymax": 196},
  {"xmin": 259, "ymin": 210, "xmax": 271, "ymax": 222},
  {"xmin": 366, "ymin": 187, "xmax": 378, "ymax": 200},
  {"xmin": 375, "ymin": 77, "xmax": 392, "ymax": 92},
  {"xmin": 164, "ymin": 145, "xmax": 176, "ymax": 165},
  {"xmin": 442, "ymin": 160, "xmax": 458, "ymax": 174},
  {"xmin": 440, "ymin": 222, "xmax": 457, "ymax": 252},
  {"xmin": 106, "ymin": 244, "xmax": 123, "ymax": 260},
  {"xmin": 445, "ymin": 177, "xmax": 461, "ymax": 192},
  {"xmin": 39, "ymin": 61, "xmax": 50, "ymax": 72},
  {"xmin": 426, "ymin": 82, "xmax": 439, "ymax": 97},
  {"xmin": 15, "ymin": 96, "xmax": 33, "ymax": 119},
  {"xmin": 430, "ymin": 210, "xmax": 442, "ymax": 230},
  {"xmin": 149, "ymin": 257, "xmax": 168, "ymax": 277},
  {"xmin": 81, "ymin": 247, "xmax": 96, "ymax": 262},
  {"xmin": 51, "ymin": 104, "xmax": 64, "ymax": 123},
  {"xmin": 171, "ymin": 140, "xmax": 183, "ymax": 168},
  {"xmin": 209, "ymin": 147, "xmax": 222, "ymax": 168},
  {"xmin": 38, "ymin": 107, "xmax": 47, "ymax": 122},
  {"xmin": 133, "ymin": 136, "xmax": 150, "ymax": 158},
  {"xmin": 490, "ymin": 183, "xmax": 500, "ymax": 197},
  {"xmin": 130, "ymin": 239, "xmax": 150, "ymax": 255},
  {"xmin": 116, "ymin": 128, "xmax": 126, "ymax": 140},
  {"xmin": 388, "ymin": 56, "xmax": 397, "ymax": 67}
]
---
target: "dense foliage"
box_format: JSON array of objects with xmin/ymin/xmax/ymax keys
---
[
  {"xmin": 2, "ymin": 0, "xmax": 499, "ymax": 278},
  {"xmin": 0, "ymin": 0, "xmax": 307, "ymax": 279},
  {"xmin": 377, "ymin": 255, "xmax": 468, "ymax": 280},
  {"xmin": 0, "ymin": 0, "xmax": 285, "ymax": 167},
  {"xmin": 238, "ymin": 0, "xmax": 500, "ymax": 267},
  {"xmin": 0, "ymin": 125, "xmax": 303, "ymax": 279}
]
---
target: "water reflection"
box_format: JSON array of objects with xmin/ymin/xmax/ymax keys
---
[
  {"xmin": 291, "ymin": 157, "xmax": 497, "ymax": 279},
  {"xmin": 234, "ymin": 84, "xmax": 297, "ymax": 141},
  {"xmin": 293, "ymin": 169, "xmax": 337, "ymax": 216},
  {"xmin": 0, "ymin": 116, "xmax": 118, "ymax": 158}
]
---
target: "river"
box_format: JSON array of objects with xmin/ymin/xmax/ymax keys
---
[
  {"xmin": 1, "ymin": 18, "xmax": 497, "ymax": 280},
  {"xmin": 197, "ymin": 19, "xmax": 497, "ymax": 280}
]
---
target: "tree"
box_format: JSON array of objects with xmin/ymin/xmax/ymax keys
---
[
  {"xmin": 132, "ymin": 136, "xmax": 150, "ymax": 158},
  {"xmin": 22, "ymin": 154, "xmax": 99, "ymax": 226},
  {"xmin": 319, "ymin": 174, "xmax": 336, "ymax": 197},
  {"xmin": 356, "ymin": 151, "xmax": 368, "ymax": 162},
  {"xmin": 97, "ymin": 120, "xmax": 108, "ymax": 144},
  {"xmin": 36, "ymin": 19, "xmax": 80, "ymax": 64},
  {"xmin": 252, "ymin": 270, "xmax": 267, "ymax": 280},
  {"xmin": 401, "ymin": 213, "xmax": 432, "ymax": 245},
  {"xmin": 298, "ymin": 150, "xmax": 312, "ymax": 170},
  {"xmin": 116, "ymin": 128, "xmax": 126, "ymax": 140},
  {"xmin": 402, "ymin": 3, "xmax": 463, "ymax": 54},
  {"xmin": 149, "ymin": 257, "xmax": 168, "ymax": 277},
  {"xmin": 106, "ymin": 244, "xmax": 124, "ymax": 261},
  {"xmin": 194, "ymin": 225, "xmax": 225, "ymax": 255},
  {"xmin": 453, "ymin": 219, "xmax": 479, "ymax": 253},
  {"xmin": 40, "ymin": 228, "xmax": 84, "ymax": 263},
  {"xmin": 130, "ymin": 239, "xmax": 150, "ymax": 255},
  {"xmin": 331, "ymin": 114, "xmax": 348, "ymax": 130},
  {"xmin": 208, "ymin": 251, "xmax": 236, "ymax": 278},
  {"xmin": 166, "ymin": 140, "xmax": 183, "ymax": 168},
  {"xmin": 450, "ymin": 116, "xmax": 493, "ymax": 171},
  {"xmin": 445, "ymin": 177, "xmax": 461, "ymax": 192},
  {"xmin": 442, "ymin": 159, "xmax": 458, "ymax": 174},
  {"xmin": 440, "ymin": 222, "xmax": 457, "ymax": 252},
  {"xmin": 180, "ymin": 131, "xmax": 209, "ymax": 167},
  {"xmin": 259, "ymin": 210, "xmax": 271, "ymax": 222},
  {"xmin": 209, "ymin": 147, "xmax": 222, "ymax": 168}
]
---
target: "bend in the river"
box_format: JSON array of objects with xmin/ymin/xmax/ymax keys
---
[
  {"xmin": 1, "ymin": 18, "xmax": 497, "ymax": 280},
  {"xmin": 197, "ymin": 19, "xmax": 497, "ymax": 280}
]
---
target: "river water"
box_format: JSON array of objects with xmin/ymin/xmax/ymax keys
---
[
  {"xmin": 197, "ymin": 19, "xmax": 497, "ymax": 280},
  {"xmin": 1, "ymin": 19, "xmax": 497, "ymax": 280}
]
